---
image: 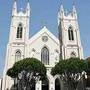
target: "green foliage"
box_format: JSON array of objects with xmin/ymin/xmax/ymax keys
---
[
  {"xmin": 51, "ymin": 58, "xmax": 88, "ymax": 90},
  {"xmin": 84, "ymin": 57, "xmax": 90, "ymax": 87},
  {"xmin": 51, "ymin": 58, "xmax": 88, "ymax": 76},
  {"xmin": 86, "ymin": 57, "xmax": 90, "ymax": 75},
  {"xmin": 7, "ymin": 68, "xmax": 16, "ymax": 78},
  {"xmin": 7, "ymin": 58, "xmax": 46, "ymax": 79}
]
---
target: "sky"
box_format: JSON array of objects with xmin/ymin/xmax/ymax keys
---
[{"xmin": 0, "ymin": 0, "xmax": 90, "ymax": 77}]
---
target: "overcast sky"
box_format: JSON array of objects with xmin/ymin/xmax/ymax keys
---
[{"xmin": 0, "ymin": 0, "xmax": 90, "ymax": 77}]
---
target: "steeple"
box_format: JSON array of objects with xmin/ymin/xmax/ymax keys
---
[
  {"xmin": 60, "ymin": 4, "xmax": 64, "ymax": 12},
  {"xmin": 26, "ymin": 0, "xmax": 30, "ymax": 17},
  {"xmin": 60, "ymin": 4, "xmax": 64, "ymax": 18},
  {"xmin": 58, "ymin": 4, "xmax": 83, "ymax": 59},
  {"xmin": 72, "ymin": 4, "xmax": 77, "ymax": 19},
  {"xmin": 58, "ymin": 4, "xmax": 64, "ymax": 25},
  {"xmin": 12, "ymin": 0, "xmax": 17, "ymax": 16}
]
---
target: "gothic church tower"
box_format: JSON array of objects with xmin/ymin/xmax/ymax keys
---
[
  {"xmin": 2, "ymin": 1, "xmax": 84, "ymax": 90},
  {"xmin": 58, "ymin": 5, "xmax": 84, "ymax": 59},
  {"xmin": 2, "ymin": 0, "xmax": 30, "ymax": 90}
]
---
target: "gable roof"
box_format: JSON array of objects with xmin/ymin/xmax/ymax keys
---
[{"xmin": 29, "ymin": 26, "xmax": 59, "ymax": 45}]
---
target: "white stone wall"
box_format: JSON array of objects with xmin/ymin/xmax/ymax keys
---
[
  {"xmin": 2, "ymin": 26, "xmax": 60, "ymax": 90},
  {"xmin": 0, "ymin": 78, "xmax": 2, "ymax": 90},
  {"xmin": 28, "ymin": 27, "xmax": 60, "ymax": 67},
  {"xmin": 58, "ymin": 5, "xmax": 84, "ymax": 59},
  {"xmin": 2, "ymin": 1, "xmax": 84, "ymax": 90},
  {"xmin": 2, "ymin": 1, "xmax": 30, "ymax": 90},
  {"xmin": 9, "ymin": 13, "xmax": 30, "ymax": 44}
]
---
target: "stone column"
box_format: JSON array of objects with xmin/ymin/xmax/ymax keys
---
[{"xmin": 36, "ymin": 81, "xmax": 42, "ymax": 90}]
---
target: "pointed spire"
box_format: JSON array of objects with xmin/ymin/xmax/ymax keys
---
[
  {"xmin": 58, "ymin": 4, "xmax": 64, "ymax": 25},
  {"xmin": 26, "ymin": 0, "xmax": 30, "ymax": 10},
  {"xmin": 72, "ymin": 5, "xmax": 77, "ymax": 19},
  {"xmin": 26, "ymin": 0, "xmax": 30, "ymax": 16},
  {"xmin": 12, "ymin": 0, "xmax": 17, "ymax": 16},
  {"xmin": 73, "ymin": 4, "xmax": 76, "ymax": 13},
  {"xmin": 72, "ymin": 0, "xmax": 77, "ymax": 17},
  {"xmin": 13, "ymin": 0, "xmax": 17, "ymax": 9},
  {"xmin": 60, "ymin": 4, "xmax": 64, "ymax": 18},
  {"xmin": 60, "ymin": 4, "xmax": 64, "ymax": 12}
]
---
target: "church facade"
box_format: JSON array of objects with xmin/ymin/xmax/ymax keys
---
[{"xmin": 2, "ymin": 0, "xmax": 84, "ymax": 90}]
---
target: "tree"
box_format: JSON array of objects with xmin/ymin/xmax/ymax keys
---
[
  {"xmin": 51, "ymin": 58, "xmax": 88, "ymax": 90},
  {"xmin": 7, "ymin": 58, "xmax": 46, "ymax": 90},
  {"xmin": 86, "ymin": 57, "xmax": 90, "ymax": 75},
  {"xmin": 85, "ymin": 57, "xmax": 90, "ymax": 87}
]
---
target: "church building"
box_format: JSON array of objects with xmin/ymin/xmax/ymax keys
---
[{"xmin": 2, "ymin": 0, "xmax": 84, "ymax": 90}]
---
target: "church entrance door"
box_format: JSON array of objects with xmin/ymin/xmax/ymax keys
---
[{"xmin": 55, "ymin": 78, "xmax": 61, "ymax": 90}]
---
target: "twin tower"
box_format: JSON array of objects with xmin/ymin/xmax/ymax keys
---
[
  {"xmin": 2, "ymin": 0, "xmax": 83, "ymax": 90},
  {"xmin": 10, "ymin": 0, "xmax": 83, "ymax": 59}
]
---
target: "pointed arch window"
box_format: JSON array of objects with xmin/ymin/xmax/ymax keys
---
[
  {"xmin": 15, "ymin": 50, "xmax": 21, "ymax": 61},
  {"xmin": 41, "ymin": 47, "xmax": 49, "ymax": 65},
  {"xmin": 68, "ymin": 26, "xmax": 74, "ymax": 40},
  {"xmin": 16, "ymin": 23, "xmax": 23, "ymax": 38}
]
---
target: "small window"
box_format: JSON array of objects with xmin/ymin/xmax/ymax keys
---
[
  {"xmin": 68, "ymin": 26, "xmax": 74, "ymax": 41},
  {"xmin": 15, "ymin": 50, "xmax": 21, "ymax": 61},
  {"xmin": 16, "ymin": 23, "xmax": 23, "ymax": 38},
  {"xmin": 70, "ymin": 52, "xmax": 76, "ymax": 58}
]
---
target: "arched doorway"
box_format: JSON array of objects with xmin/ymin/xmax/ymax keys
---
[
  {"xmin": 42, "ymin": 79, "xmax": 49, "ymax": 90},
  {"xmin": 55, "ymin": 78, "xmax": 61, "ymax": 90}
]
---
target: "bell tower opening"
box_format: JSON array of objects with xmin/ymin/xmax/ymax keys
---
[
  {"xmin": 16, "ymin": 23, "xmax": 23, "ymax": 39},
  {"xmin": 68, "ymin": 26, "xmax": 74, "ymax": 41}
]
